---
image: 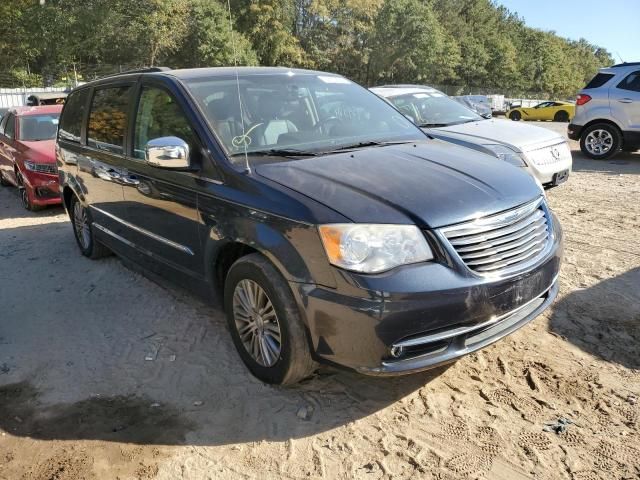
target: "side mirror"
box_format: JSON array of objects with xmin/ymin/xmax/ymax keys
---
[
  {"xmin": 481, "ymin": 112, "xmax": 492, "ymax": 119},
  {"xmin": 145, "ymin": 136, "xmax": 190, "ymax": 169}
]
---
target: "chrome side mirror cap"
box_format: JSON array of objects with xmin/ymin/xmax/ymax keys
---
[{"xmin": 145, "ymin": 136, "xmax": 190, "ymax": 169}]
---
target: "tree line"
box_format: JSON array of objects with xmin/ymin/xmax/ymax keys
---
[{"xmin": 0, "ymin": 0, "xmax": 613, "ymax": 98}]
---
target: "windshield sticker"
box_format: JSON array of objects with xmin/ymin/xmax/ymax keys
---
[
  {"xmin": 413, "ymin": 93, "xmax": 430, "ymax": 98},
  {"xmin": 317, "ymin": 75, "xmax": 351, "ymax": 84},
  {"xmin": 52, "ymin": 119, "xmax": 59, "ymax": 125}
]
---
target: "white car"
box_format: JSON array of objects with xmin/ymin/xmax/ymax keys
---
[{"xmin": 371, "ymin": 85, "xmax": 573, "ymax": 188}]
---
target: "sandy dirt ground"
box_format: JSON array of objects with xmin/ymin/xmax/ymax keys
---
[{"xmin": 0, "ymin": 121, "xmax": 639, "ymax": 480}]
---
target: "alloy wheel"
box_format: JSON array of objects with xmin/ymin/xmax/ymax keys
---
[
  {"xmin": 232, "ymin": 279, "xmax": 282, "ymax": 367},
  {"xmin": 73, "ymin": 201, "xmax": 91, "ymax": 249},
  {"xmin": 21, "ymin": 189, "xmax": 30, "ymax": 210},
  {"xmin": 585, "ymin": 129, "xmax": 613, "ymax": 156}
]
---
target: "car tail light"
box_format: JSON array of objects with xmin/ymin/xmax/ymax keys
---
[{"xmin": 576, "ymin": 94, "xmax": 592, "ymax": 106}]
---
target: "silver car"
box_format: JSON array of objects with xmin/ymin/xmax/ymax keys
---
[
  {"xmin": 372, "ymin": 86, "xmax": 572, "ymax": 188},
  {"xmin": 569, "ymin": 62, "xmax": 640, "ymax": 159}
]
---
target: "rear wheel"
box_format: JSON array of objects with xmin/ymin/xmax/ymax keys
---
[
  {"xmin": 554, "ymin": 111, "xmax": 570, "ymax": 122},
  {"xmin": 69, "ymin": 195, "xmax": 111, "ymax": 259},
  {"xmin": 224, "ymin": 253, "xmax": 316, "ymax": 384},
  {"xmin": 580, "ymin": 123, "xmax": 621, "ymax": 160},
  {"xmin": 509, "ymin": 111, "xmax": 521, "ymax": 121}
]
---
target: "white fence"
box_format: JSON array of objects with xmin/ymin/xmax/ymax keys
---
[{"xmin": 0, "ymin": 87, "xmax": 68, "ymax": 108}]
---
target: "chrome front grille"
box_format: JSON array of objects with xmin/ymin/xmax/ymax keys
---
[
  {"xmin": 440, "ymin": 198, "xmax": 551, "ymax": 275},
  {"xmin": 525, "ymin": 141, "xmax": 571, "ymax": 166},
  {"xmin": 31, "ymin": 163, "xmax": 57, "ymax": 175}
]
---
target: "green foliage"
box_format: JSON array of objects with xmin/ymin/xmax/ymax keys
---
[{"xmin": 0, "ymin": 0, "xmax": 614, "ymax": 97}]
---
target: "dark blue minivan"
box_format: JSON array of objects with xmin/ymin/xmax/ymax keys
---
[{"xmin": 56, "ymin": 67, "xmax": 562, "ymax": 384}]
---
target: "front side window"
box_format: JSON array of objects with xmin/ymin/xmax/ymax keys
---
[
  {"xmin": 59, "ymin": 88, "xmax": 90, "ymax": 143},
  {"xmin": 388, "ymin": 92, "xmax": 482, "ymax": 127},
  {"xmin": 18, "ymin": 114, "xmax": 60, "ymax": 141},
  {"xmin": 88, "ymin": 86, "xmax": 131, "ymax": 154},
  {"xmin": 183, "ymin": 73, "xmax": 424, "ymax": 164},
  {"xmin": 617, "ymin": 71, "xmax": 640, "ymax": 92},
  {"xmin": 4, "ymin": 114, "xmax": 15, "ymax": 139},
  {"xmin": 133, "ymin": 87, "xmax": 198, "ymax": 160}
]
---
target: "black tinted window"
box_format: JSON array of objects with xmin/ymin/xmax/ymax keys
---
[
  {"xmin": 617, "ymin": 71, "xmax": 640, "ymax": 92},
  {"xmin": 4, "ymin": 114, "xmax": 15, "ymax": 139},
  {"xmin": 88, "ymin": 86, "xmax": 131, "ymax": 153},
  {"xmin": 133, "ymin": 87, "xmax": 198, "ymax": 160},
  {"xmin": 59, "ymin": 89, "xmax": 89, "ymax": 143},
  {"xmin": 584, "ymin": 73, "xmax": 614, "ymax": 89}
]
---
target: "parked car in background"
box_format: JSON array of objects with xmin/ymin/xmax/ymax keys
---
[
  {"xmin": 371, "ymin": 85, "xmax": 572, "ymax": 188},
  {"xmin": 506, "ymin": 100, "xmax": 575, "ymax": 122},
  {"xmin": 0, "ymin": 105, "xmax": 63, "ymax": 210},
  {"xmin": 569, "ymin": 62, "xmax": 640, "ymax": 159},
  {"xmin": 26, "ymin": 92, "xmax": 67, "ymax": 106},
  {"xmin": 452, "ymin": 94, "xmax": 492, "ymax": 118},
  {"xmin": 57, "ymin": 67, "xmax": 562, "ymax": 384}
]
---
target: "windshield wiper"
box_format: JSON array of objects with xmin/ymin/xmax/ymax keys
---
[
  {"xmin": 325, "ymin": 140, "xmax": 414, "ymax": 153},
  {"xmin": 232, "ymin": 148, "xmax": 319, "ymax": 158},
  {"xmin": 419, "ymin": 123, "xmax": 449, "ymax": 128}
]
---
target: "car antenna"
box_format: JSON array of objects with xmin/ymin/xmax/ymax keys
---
[
  {"xmin": 616, "ymin": 52, "xmax": 625, "ymax": 64},
  {"xmin": 226, "ymin": 0, "xmax": 251, "ymax": 174}
]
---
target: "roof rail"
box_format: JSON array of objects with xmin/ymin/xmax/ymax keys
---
[
  {"xmin": 610, "ymin": 62, "xmax": 640, "ymax": 68},
  {"xmin": 99, "ymin": 67, "xmax": 171, "ymax": 79}
]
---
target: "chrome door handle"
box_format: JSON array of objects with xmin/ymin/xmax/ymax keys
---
[{"xmin": 619, "ymin": 98, "xmax": 634, "ymax": 103}]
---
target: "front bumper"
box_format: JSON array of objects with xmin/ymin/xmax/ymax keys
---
[
  {"xmin": 290, "ymin": 213, "xmax": 562, "ymax": 375},
  {"xmin": 567, "ymin": 123, "xmax": 582, "ymax": 141},
  {"xmin": 21, "ymin": 170, "xmax": 62, "ymax": 206}
]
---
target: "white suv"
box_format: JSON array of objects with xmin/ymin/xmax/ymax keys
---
[
  {"xmin": 569, "ymin": 62, "xmax": 640, "ymax": 159},
  {"xmin": 372, "ymin": 85, "xmax": 572, "ymax": 188}
]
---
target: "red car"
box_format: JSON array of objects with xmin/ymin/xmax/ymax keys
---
[{"xmin": 0, "ymin": 105, "xmax": 63, "ymax": 210}]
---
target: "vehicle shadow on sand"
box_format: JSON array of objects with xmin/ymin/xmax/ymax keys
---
[
  {"xmin": 0, "ymin": 220, "xmax": 447, "ymax": 447},
  {"xmin": 548, "ymin": 267, "xmax": 640, "ymax": 370}
]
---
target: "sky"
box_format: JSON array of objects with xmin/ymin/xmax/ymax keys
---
[{"xmin": 495, "ymin": 0, "xmax": 640, "ymax": 63}]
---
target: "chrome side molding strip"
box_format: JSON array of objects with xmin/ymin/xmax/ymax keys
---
[{"xmin": 90, "ymin": 206, "xmax": 195, "ymax": 256}]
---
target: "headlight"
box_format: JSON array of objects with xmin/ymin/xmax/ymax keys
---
[
  {"xmin": 23, "ymin": 160, "xmax": 37, "ymax": 171},
  {"xmin": 484, "ymin": 144, "xmax": 527, "ymax": 167},
  {"xmin": 318, "ymin": 224, "xmax": 433, "ymax": 273}
]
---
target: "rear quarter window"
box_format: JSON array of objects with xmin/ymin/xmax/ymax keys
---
[
  {"xmin": 59, "ymin": 89, "xmax": 90, "ymax": 143},
  {"xmin": 584, "ymin": 73, "xmax": 615, "ymax": 89}
]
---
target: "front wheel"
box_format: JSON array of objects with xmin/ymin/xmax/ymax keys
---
[
  {"xmin": 580, "ymin": 123, "xmax": 621, "ymax": 160},
  {"xmin": 509, "ymin": 111, "xmax": 521, "ymax": 121},
  {"xmin": 20, "ymin": 187, "xmax": 43, "ymax": 212},
  {"xmin": 224, "ymin": 253, "xmax": 316, "ymax": 384},
  {"xmin": 69, "ymin": 195, "xmax": 111, "ymax": 259}
]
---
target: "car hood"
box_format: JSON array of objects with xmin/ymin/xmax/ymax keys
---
[
  {"xmin": 19, "ymin": 140, "xmax": 56, "ymax": 162},
  {"xmin": 255, "ymin": 140, "xmax": 541, "ymax": 228},
  {"xmin": 433, "ymin": 119, "xmax": 564, "ymax": 152}
]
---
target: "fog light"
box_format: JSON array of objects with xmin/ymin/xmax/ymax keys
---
[{"xmin": 390, "ymin": 346, "xmax": 404, "ymax": 358}]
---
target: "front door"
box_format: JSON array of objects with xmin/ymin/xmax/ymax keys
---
[
  {"xmin": 0, "ymin": 113, "xmax": 18, "ymax": 185},
  {"xmin": 118, "ymin": 82, "xmax": 203, "ymax": 276}
]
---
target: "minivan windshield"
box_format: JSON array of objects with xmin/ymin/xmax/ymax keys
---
[
  {"xmin": 18, "ymin": 114, "xmax": 60, "ymax": 141},
  {"xmin": 183, "ymin": 73, "xmax": 426, "ymax": 162},
  {"xmin": 386, "ymin": 91, "xmax": 483, "ymax": 127}
]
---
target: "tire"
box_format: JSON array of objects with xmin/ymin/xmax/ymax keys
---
[
  {"xmin": 224, "ymin": 253, "xmax": 315, "ymax": 384},
  {"xmin": 580, "ymin": 123, "xmax": 621, "ymax": 160},
  {"xmin": 20, "ymin": 187, "xmax": 43, "ymax": 212},
  {"xmin": 509, "ymin": 111, "xmax": 521, "ymax": 121},
  {"xmin": 69, "ymin": 195, "xmax": 111, "ymax": 259},
  {"xmin": 0, "ymin": 171, "xmax": 10, "ymax": 187},
  {"xmin": 554, "ymin": 111, "xmax": 569, "ymax": 122}
]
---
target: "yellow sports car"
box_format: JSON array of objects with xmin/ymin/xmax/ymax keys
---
[{"xmin": 506, "ymin": 101, "xmax": 575, "ymax": 122}]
